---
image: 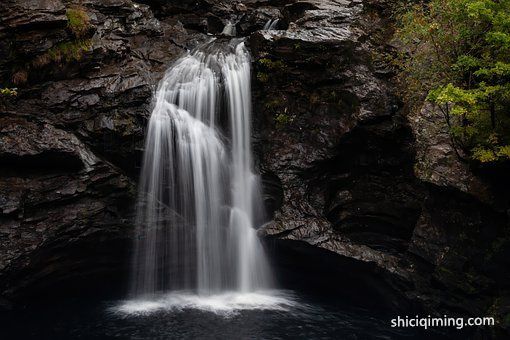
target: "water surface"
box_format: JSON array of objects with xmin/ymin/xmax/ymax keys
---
[{"xmin": 1, "ymin": 290, "xmax": 450, "ymax": 339}]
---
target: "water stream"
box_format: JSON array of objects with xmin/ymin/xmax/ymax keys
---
[{"xmin": 263, "ymin": 19, "xmax": 280, "ymax": 30}]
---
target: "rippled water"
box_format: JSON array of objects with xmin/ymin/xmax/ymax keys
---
[{"xmin": 0, "ymin": 290, "xmax": 454, "ymax": 340}]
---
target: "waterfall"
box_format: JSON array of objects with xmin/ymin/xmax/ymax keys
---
[
  {"xmin": 130, "ymin": 40, "xmax": 272, "ymax": 297},
  {"xmin": 263, "ymin": 19, "xmax": 280, "ymax": 30},
  {"xmin": 221, "ymin": 21, "xmax": 237, "ymax": 37}
]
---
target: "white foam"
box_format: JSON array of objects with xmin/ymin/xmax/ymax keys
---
[{"xmin": 110, "ymin": 290, "xmax": 300, "ymax": 317}]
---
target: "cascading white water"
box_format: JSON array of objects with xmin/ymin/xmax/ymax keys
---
[
  {"xmin": 130, "ymin": 40, "xmax": 272, "ymax": 298},
  {"xmin": 263, "ymin": 19, "xmax": 280, "ymax": 30},
  {"xmin": 221, "ymin": 21, "xmax": 237, "ymax": 36}
]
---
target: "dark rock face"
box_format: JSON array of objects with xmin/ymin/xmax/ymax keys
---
[
  {"xmin": 0, "ymin": 116, "xmax": 134, "ymax": 300},
  {"xmin": 249, "ymin": 0, "xmax": 510, "ymax": 329},
  {"xmin": 0, "ymin": 0, "xmax": 509, "ymax": 333},
  {"xmin": 252, "ymin": 0, "xmax": 411, "ymax": 268},
  {"xmin": 0, "ymin": 0, "xmax": 199, "ymax": 301}
]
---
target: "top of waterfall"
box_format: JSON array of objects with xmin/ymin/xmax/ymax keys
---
[
  {"xmin": 221, "ymin": 21, "xmax": 237, "ymax": 37},
  {"xmin": 263, "ymin": 19, "xmax": 280, "ymax": 31},
  {"xmin": 188, "ymin": 38, "xmax": 247, "ymax": 59}
]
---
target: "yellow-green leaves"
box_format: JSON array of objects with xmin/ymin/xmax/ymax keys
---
[
  {"xmin": 428, "ymin": 83, "xmax": 477, "ymax": 107},
  {"xmin": 396, "ymin": 0, "xmax": 510, "ymax": 164},
  {"xmin": 466, "ymin": 0, "xmax": 494, "ymax": 21},
  {"xmin": 0, "ymin": 88, "xmax": 17, "ymax": 96},
  {"xmin": 475, "ymin": 62, "xmax": 510, "ymax": 78},
  {"xmin": 472, "ymin": 144, "xmax": 510, "ymax": 163}
]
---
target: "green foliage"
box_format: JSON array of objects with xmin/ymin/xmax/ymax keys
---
[
  {"xmin": 3, "ymin": 7, "xmax": 91, "ymax": 87},
  {"xmin": 262, "ymin": 96, "xmax": 294, "ymax": 128},
  {"xmin": 66, "ymin": 7, "xmax": 90, "ymax": 38},
  {"xmin": 35, "ymin": 8, "xmax": 92, "ymax": 67},
  {"xmin": 258, "ymin": 58, "xmax": 287, "ymax": 71},
  {"xmin": 9, "ymin": 39, "xmax": 92, "ymax": 85},
  {"xmin": 275, "ymin": 113, "xmax": 293, "ymax": 127},
  {"xmin": 47, "ymin": 39, "xmax": 92, "ymax": 63},
  {"xmin": 264, "ymin": 98, "xmax": 281, "ymax": 109},
  {"xmin": 257, "ymin": 72, "xmax": 269, "ymax": 83},
  {"xmin": 395, "ymin": 0, "xmax": 510, "ymax": 164},
  {"xmin": 0, "ymin": 87, "xmax": 17, "ymax": 96},
  {"xmin": 257, "ymin": 58, "xmax": 287, "ymax": 86}
]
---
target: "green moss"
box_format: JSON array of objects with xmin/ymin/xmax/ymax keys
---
[
  {"xmin": 264, "ymin": 98, "xmax": 281, "ymax": 109},
  {"xmin": 66, "ymin": 7, "xmax": 90, "ymax": 38},
  {"xmin": 371, "ymin": 50, "xmax": 394, "ymax": 67},
  {"xmin": 257, "ymin": 72, "xmax": 269, "ymax": 83},
  {"xmin": 0, "ymin": 88, "xmax": 17, "ymax": 96},
  {"xmin": 275, "ymin": 113, "xmax": 293, "ymax": 127},
  {"xmin": 258, "ymin": 58, "xmax": 287, "ymax": 71},
  {"xmin": 47, "ymin": 39, "xmax": 92, "ymax": 63}
]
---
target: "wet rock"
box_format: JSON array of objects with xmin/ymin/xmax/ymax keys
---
[
  {"xmin": 252, "ymin": 0, "xmax": 510, "ymax": 325},
  {"xmin": 0, "ymin": 0, "xmax": 199, "ymax": 178},
  {"xmin": 0, "ymin": 118, "xmax": 135, "ymax": 300},
  {"xmin": 409, "ymin": 103, "xmax": 494, "ymax": 204},
  {"xmin": 238, "ymin": 6, "xmax": 283, "ymax": 35},
  {"xmin": 249, "ymin": 2, "xmax": 424, "ymax": 317},
  {"xmin": 253, "ymin": 0, "xmax": 401, "ymax": 255},
  {"xmin": 0, "ymin": 117, "xmax": 92, "ymax": 169},
  {"xmin": 0, "ymin": 0, "xmax": 203, "ymax": 301},
  {"xmin": 0, "ymin": 0, "xmax": 67, "ymax": 30}
]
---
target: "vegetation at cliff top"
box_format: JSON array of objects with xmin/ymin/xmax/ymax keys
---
[{"xmin": 396, "ymin": 0, "xmax": 510, "ymax": 164}]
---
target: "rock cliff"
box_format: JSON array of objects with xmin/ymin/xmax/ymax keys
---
[{"xmin": 0, "ymin": 0, "xmax": 508, "ymax": 333}]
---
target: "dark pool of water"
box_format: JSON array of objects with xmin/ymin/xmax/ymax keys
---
[{"xmin": 0, "ymin": 290, "xmax": 462, "ymax": 340}]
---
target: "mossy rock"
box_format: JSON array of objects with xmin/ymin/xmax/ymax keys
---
[
  {"xmin": 66, "ymin": 7, "xmax": 91, "ymax": 38},
  {"xmin": 258, "ymin": 58, "xmax": 287, "ymax": 71},
  {"xmin": 47, "ymin": 39, "xmax": 93, "ymax": 63}
]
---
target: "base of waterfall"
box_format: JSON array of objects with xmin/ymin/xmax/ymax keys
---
[
  {"xmin": 110, "ymin": 290, "xmax": 299, "ymax": 317},
  {"xmin": 1, "ymin": 289, "xmax": 435, "ymax": 339}
]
